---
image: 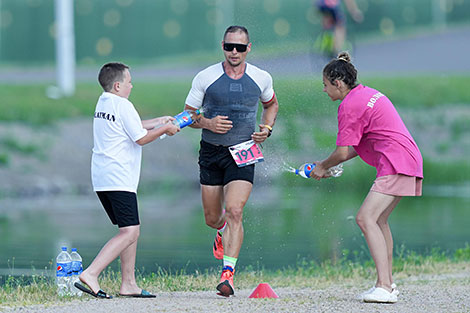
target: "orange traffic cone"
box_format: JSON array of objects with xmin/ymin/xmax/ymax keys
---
[{"xmin": 248, "ymin": 283, "xmax": 279, "ymax": 298}]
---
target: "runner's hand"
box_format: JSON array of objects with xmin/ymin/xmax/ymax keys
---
[
  {"xmin": 251, "ymin": 125, "xmax": 270, "ymax": 144},
  {"xmin": 210, "ymin": 115, "xmax": 233, "ymax": 134}
]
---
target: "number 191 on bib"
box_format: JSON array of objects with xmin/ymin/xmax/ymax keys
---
[{"xmin": 229, "ymin": 140, "xmax": 264, "ymax": 167}]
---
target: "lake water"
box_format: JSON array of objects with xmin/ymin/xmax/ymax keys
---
[{"xmin": 1, "ymin": 181, "xmax": 469, "ymax": 282}]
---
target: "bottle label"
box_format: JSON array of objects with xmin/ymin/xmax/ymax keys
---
[
  {"xmin": 174, "ymin": 111, "xmax": 193, "ymax": 129},
  {"xmin": 56, "ymin": 262, "xmax": 70, "ymax": 277},
  {"xmin": 303, "ymin": 164, "xmax": 315, "ymax": 178},
  {"xmin": 71, "ymin": 261, "xmax": 83, "ymax": 275},
  {"xmin": 229, "ymin": 140, "xmax": 264, "ymax": 167}
]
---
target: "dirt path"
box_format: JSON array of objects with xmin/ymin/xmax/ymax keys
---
[{"xmin": 2, "ymin": 272, "xmax": 469, "ymax": 313}]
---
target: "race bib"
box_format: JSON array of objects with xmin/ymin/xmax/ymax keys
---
[{"xmin": 229, "ymin": 140, "xmax": 264, "ymax": 167}]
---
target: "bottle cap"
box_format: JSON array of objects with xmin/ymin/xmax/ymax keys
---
[
  {"xmin": 61, "ymin": 247, "xmax": 67, "ymax": 251},
  {"xmin": 71, "ymin": 248, "xmax": 77, "ymax": 252}
]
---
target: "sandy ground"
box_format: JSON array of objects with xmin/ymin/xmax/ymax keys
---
[{"xmin": 2, "ymin": 272, "xmax": 469, "ymax": 313}]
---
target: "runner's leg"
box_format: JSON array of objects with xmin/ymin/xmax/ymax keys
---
[
  {"xmin": 222, "ymin": 180, "xmax": 253, "ymax": 258},
  {"xmin": 201, "ymin": 185, "xmax": 225, "ymax": 229},
  {"xmin": 334, "ymin": 24, "xmax": 346, "ymax": 54}
]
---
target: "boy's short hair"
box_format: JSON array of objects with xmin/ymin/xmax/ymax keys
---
[{"xmin": 98, "ymin": 62, "xmax": 129, "ymax": 92}]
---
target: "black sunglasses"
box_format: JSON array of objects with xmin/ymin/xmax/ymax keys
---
[{"xmin": 223, "ymin": 43, "xmax": 248, "ymax": 52}]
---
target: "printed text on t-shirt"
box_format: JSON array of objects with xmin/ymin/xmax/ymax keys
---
[
  {"xmin": 367, "ymin": 92, "xmax": 384, "ymax": 108},
  {"xmin": 94, "ymin": 111, "xmax": 116, "ymax": 122}
]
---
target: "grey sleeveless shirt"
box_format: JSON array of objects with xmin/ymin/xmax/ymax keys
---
[{"xmin": 185, "ymin": 62, "xmax": 274, "ymax": 146}]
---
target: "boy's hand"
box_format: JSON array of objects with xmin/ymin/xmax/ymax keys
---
[
  {"xmin": 164, "ymin": 122, "xmax": 180, "ymax": 136},
  {"xmin": 157, "ymin": 116, "xmax": 175, "ymax": 125}
]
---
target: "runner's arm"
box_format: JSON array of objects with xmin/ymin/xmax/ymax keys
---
[
  {"xmin": 344, "ymin": 0, "xmax": 363, "ymax": 23},
  {"xmin": 252, "ymin": 94, "xmax": 279, "ymax": 143},
  {"xmin": 184, "ymin": 104, "xmax": 233, "ymax": 134}
]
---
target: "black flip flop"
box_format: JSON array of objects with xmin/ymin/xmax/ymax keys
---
[
  {"xmin": 74, "ymin": 282, "xmax": 113, "ymax": 299},
  {"xmin": 119, "ymin": 289, "xmax": 156, "ymax": 298}
]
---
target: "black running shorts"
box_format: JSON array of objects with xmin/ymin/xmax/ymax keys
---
[
  {"xmin": 198, "ymin": 140, "xmax": 255, "ymax": 186},
  {"xmin": 97, "ymin": 191, "xmax": 140, "ymax": 228}
]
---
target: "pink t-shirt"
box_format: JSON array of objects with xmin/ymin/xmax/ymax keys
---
[{"xmin": 336, "ymin": 84, "xmax": 423, "ymax": 178}]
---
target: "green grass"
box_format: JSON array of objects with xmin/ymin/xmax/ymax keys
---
[
  {"xmin": 0, "ymin": 75, "xmax": 469, "ymax": 183},
  {"xmin": 0, "ymin": 137, "xmax": 42, "ymax": 155},
  {"xmin": 359, "ymin": 76, "xmax": 470, "ymax": 108},
  {"xmin": 1, "ymin": 76, "xmax": 469, "ymax": 125},
  {"xmin": 0, "ymin": 245, "xmax": 469, "ymax": 307}
]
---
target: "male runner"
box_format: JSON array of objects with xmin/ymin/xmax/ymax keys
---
[{"xmin": 184, "ymin": 25, "xmax": 279, "ymax": 296}]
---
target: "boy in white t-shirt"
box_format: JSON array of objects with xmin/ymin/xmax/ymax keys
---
[{"xmin": 74, "ymin": 62, "xmax": 179, "ymax": 299}]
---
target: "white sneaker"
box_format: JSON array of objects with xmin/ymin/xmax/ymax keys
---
[
  {"xmin": 391, "ymin": 283, "xmax": 399, "ymax": 296},
  {"xmin": 363, "ymin": 287, "xmax": 398, "ymax": 303},
  {"xmin": 356, "ymin": 286, "xmax": 375, "ymax": 300}
]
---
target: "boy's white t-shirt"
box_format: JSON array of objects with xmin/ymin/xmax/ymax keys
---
[{"xmin": 91, "ymin": 92, "xmax": 148, "ymax": 193}]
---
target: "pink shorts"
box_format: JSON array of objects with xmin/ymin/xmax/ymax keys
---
[{"xmin": 371, "ymin": 174, "xmax": 422, "ymax": 196}]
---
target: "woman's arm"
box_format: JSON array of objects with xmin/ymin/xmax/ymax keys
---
[{"xmin": 311, "ymin": 146, "xmax": 357, "ymax": 180}]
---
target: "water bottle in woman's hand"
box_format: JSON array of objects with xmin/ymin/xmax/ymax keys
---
[{"xmin": 293, "ymin": 163, "xmax": 343, "ymax": 178}]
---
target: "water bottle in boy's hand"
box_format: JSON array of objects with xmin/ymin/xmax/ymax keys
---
[
  {"xmin": 56, "ymin": 246, "xmax": 72, "ymax": 296},
  {"xmin": 160, "ymin": 109, "xmax": 202, "ymax": 139},
  {"xmin": 293, "ymin": 163, "xmax": 343, "ymax": 178},
  {"xmin": 70, "ymin": 248, "xmax": 83, "ymax": 296}
]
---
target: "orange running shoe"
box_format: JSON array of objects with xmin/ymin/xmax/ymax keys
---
[
  {"xmin": 212, "ymin": 232, "xmax": 224, "ymax": 260},
  {"xmin": 216, "ymin": 266, "xmax": 234, "ymax": 297}
]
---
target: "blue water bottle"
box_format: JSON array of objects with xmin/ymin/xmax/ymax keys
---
[
  {"xmin": 56, "ymin": 246, "xmax": 72, "ymax": 296},
  {"xmin": 160, "ymin": 109, "xmax": 202, "ymax": 139},
  {"xmin": 295, "ymin": 163, "xmax": 315, "ymax": 178},
  {"xmin": 70, "ymin": 248, "xmax": 83, "ymax": 296},
  {"xmin": 294, "ymin": 163, "xmax": 344, "ymax": 178}
]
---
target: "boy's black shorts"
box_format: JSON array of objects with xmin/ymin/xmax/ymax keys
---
[
  {"xmin": 97, "ymin": 191, "xmax": 140, "ymax": 228},
  {"xmin": 198, "ymin": 140, "xmax": 255, "ymax": 186}
]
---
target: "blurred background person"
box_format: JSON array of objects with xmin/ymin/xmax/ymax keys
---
[{"xmin": 315, "ymin": 0, "xmax": 364, "ymax": 56}]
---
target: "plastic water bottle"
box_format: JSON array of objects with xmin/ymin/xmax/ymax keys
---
[
  {"xmin": 56, "ymin": 246, "xmax": 72, "ymax": 296},
  {"xmin": 160, "ymin": 109, "xmax": 202, "ymax": 139},
  {"xmin": 70, "ymin": 248, "xmax": 83, "ymax": 296},
  {"xmin": 294, "ymin": 163, "xmax": 344, "ymax": 178}
]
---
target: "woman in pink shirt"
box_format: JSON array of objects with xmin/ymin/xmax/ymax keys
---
[{"xmin": 312, "ymin": 52, "xmax": 423, "ymax": 303}]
